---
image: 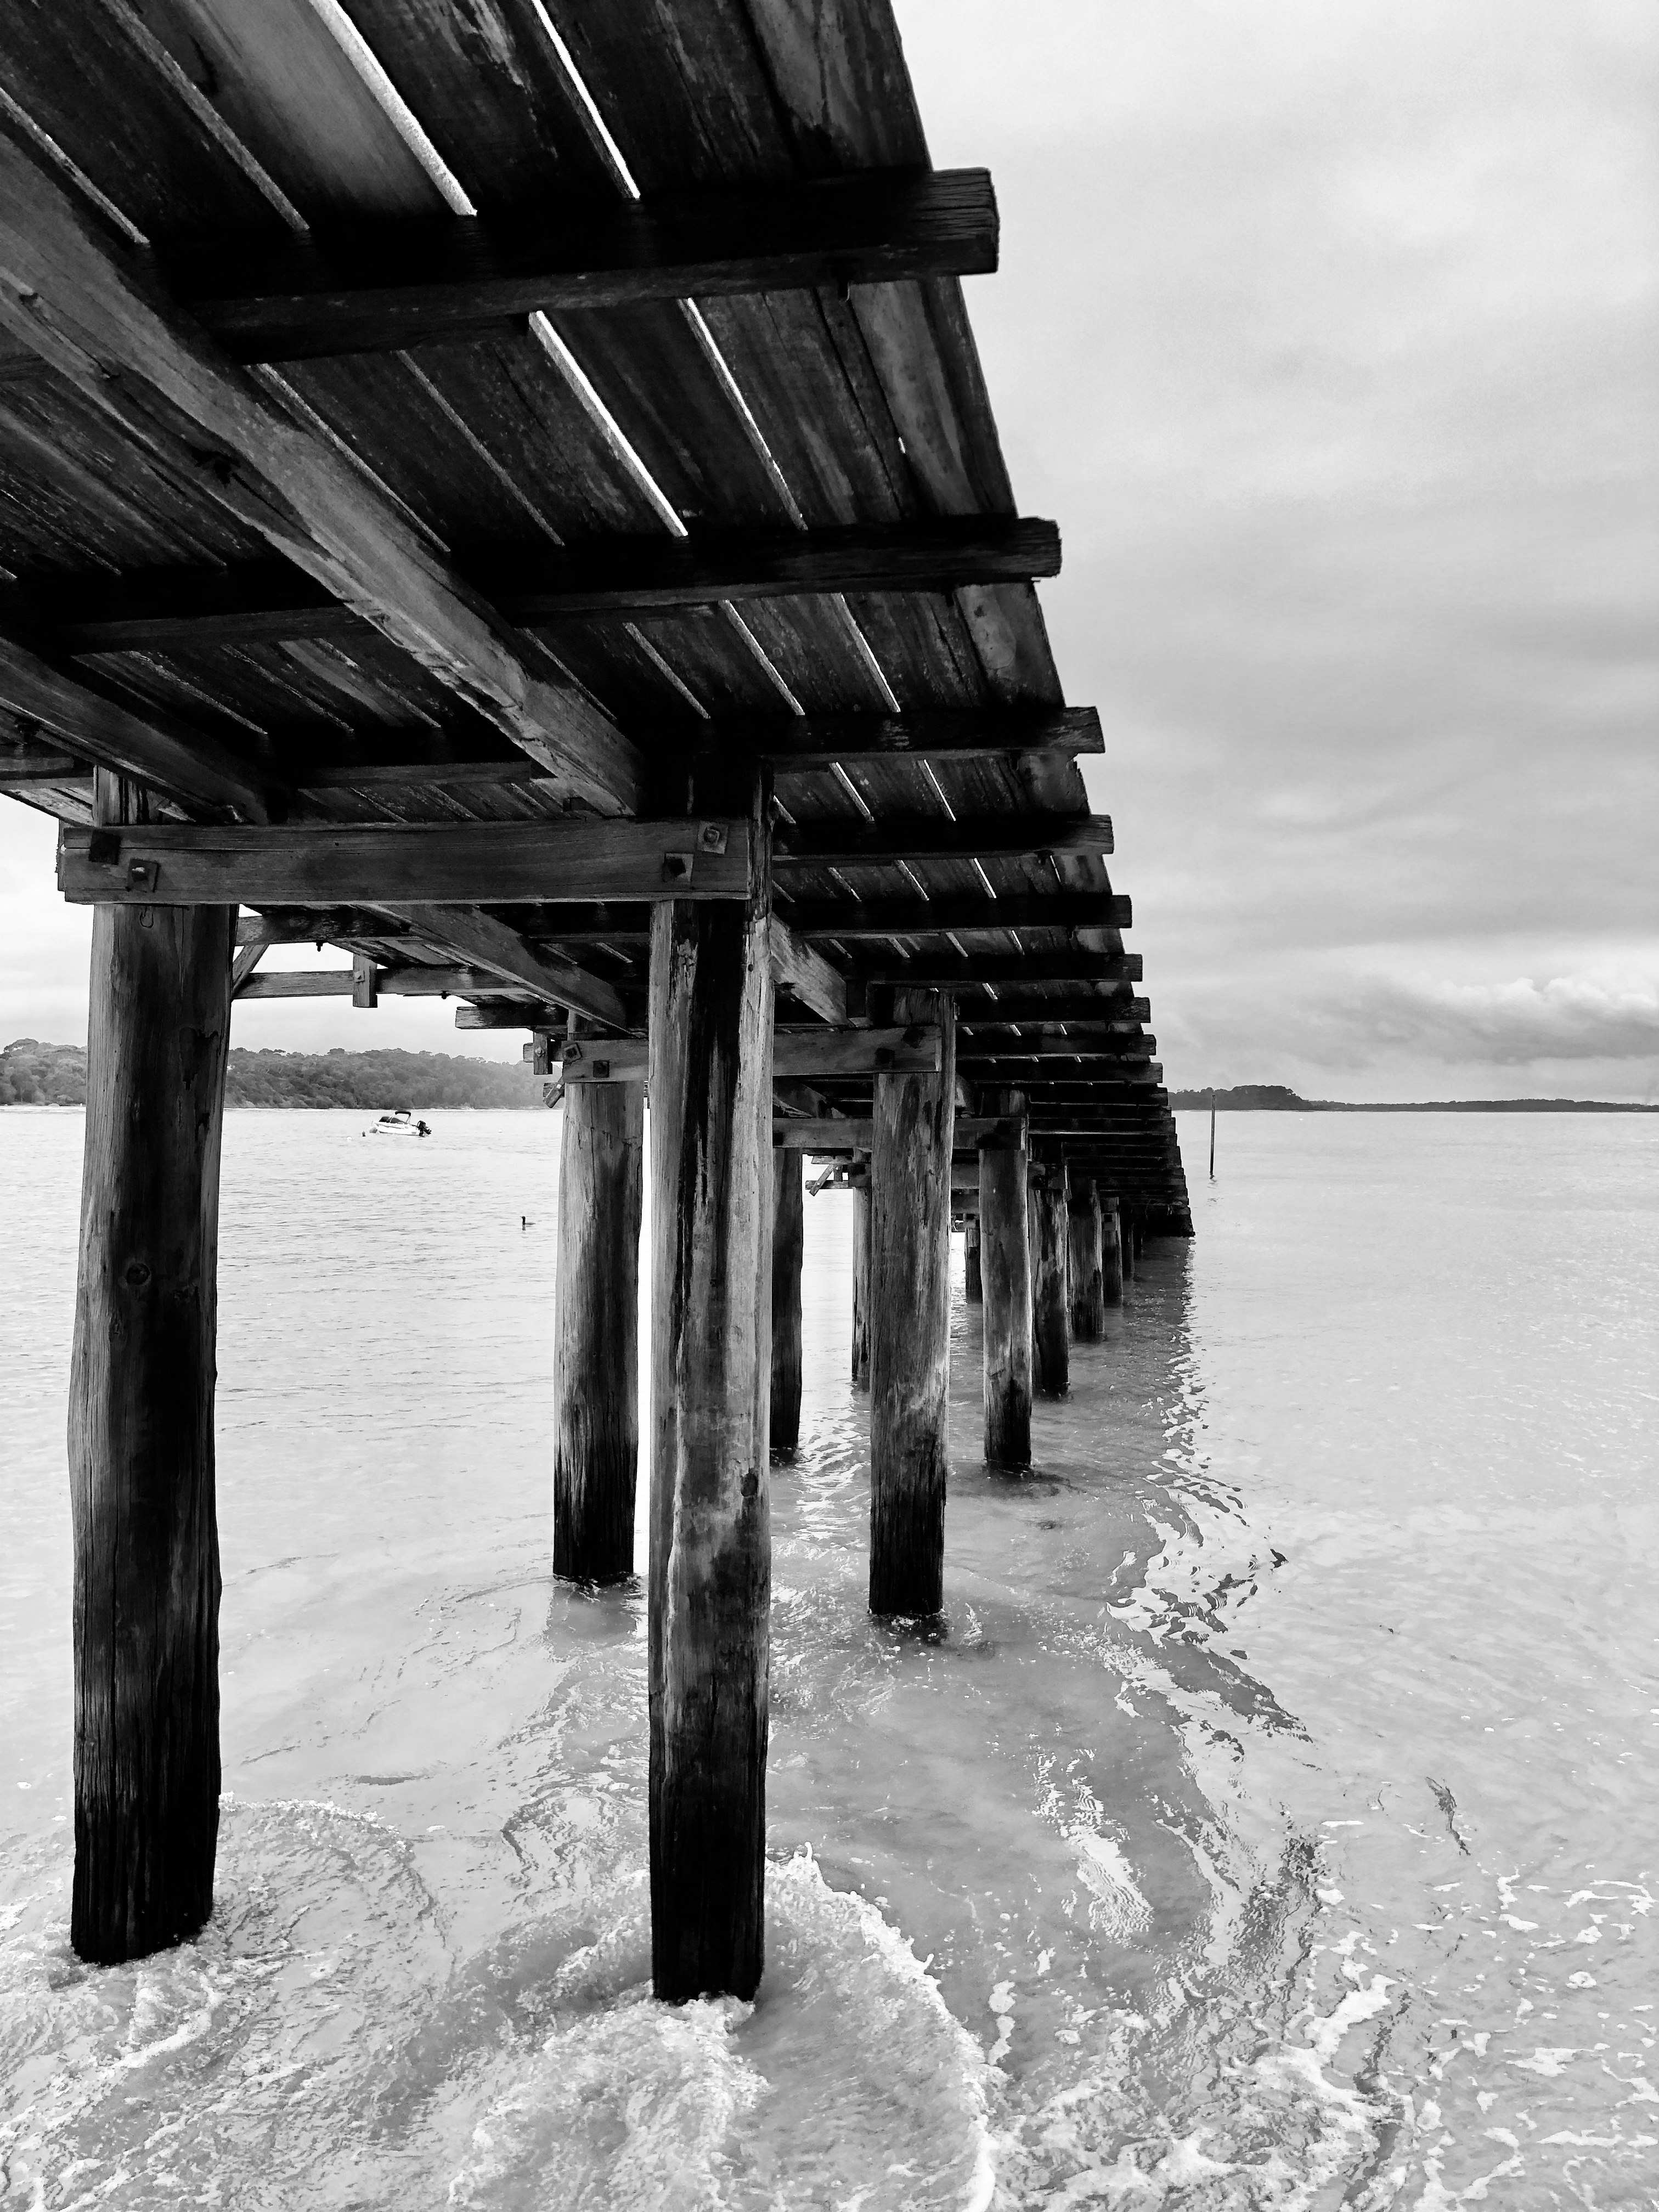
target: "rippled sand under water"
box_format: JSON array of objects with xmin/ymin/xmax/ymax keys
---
[{"xmin": 2, "ymin": 1107, "xmax": 1656, "ymax": 2207}]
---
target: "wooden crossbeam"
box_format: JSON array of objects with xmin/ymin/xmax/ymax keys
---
[
  {"xmin": 235, "ymin": 909, "xmax": 411, "ymax": 946},
  {"xmin": 561, "ymin": 1028, "xmax": 941, "ymax": 1084},
  {"xmin": 860, "ymin": 951, "xmax": 1142, "ymax": 988},
  {"xmin": 729, "ymin": 707, "xmax": 1100, "ymax": 770},
  {"xmin": 404, "ymin": 906, "xmax": 631, "ymax": 1033},
  {"xmin": 0, "ymin": 740, "xmax": 86, "ymax": 781},
  {"xmin": 775, "ymin": 1114, "xmax": 1018, "ymax": 1151},
  {"xmin": 237, "ymin": 964, "xmax": 529, "ymax": 1001},
  {"xmin": 770, "ymin": 918, "xmax": 862, "ymax": 1025},
  {"xmin": 0, "ymin": 121, "xmax": 642, "ymax": 815},
  {"xmin": 786, "ymin": 891, "xmax": 1131, "ymax": 939},
  {"xmin": 57, "ymin": 817, "xmax": 751, "ymax": 909},
  {"xmin": 958, "ymin": 999, "xmax": 1152, "ymax": 1028},
  {"xmin": 174, "ymin": 169, "xmax": 998, "ymax": 362},
  {"xmin": 50, "ymin": 518, "xmax": 1061, "ymax": 656},
  {"xmin": 958, "ymin": 1039, "xmax": 1156, "ymax": 1064},
  {"xmin": 0, "ymin": 628, "xmax": 274, "ymax": 821},
  {"xmin": 774, "ymin": 814, "xmax": 1113, "ymax": 868}
]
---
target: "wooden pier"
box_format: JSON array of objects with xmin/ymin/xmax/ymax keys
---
[{"xmin": 0, "ymin": 0, "xmax": 1189, "ymax": 1994}]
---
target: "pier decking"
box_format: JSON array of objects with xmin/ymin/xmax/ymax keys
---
[{"xmin": 0, "ymin": 0, "xmax": 1188, "ymax": 1994}]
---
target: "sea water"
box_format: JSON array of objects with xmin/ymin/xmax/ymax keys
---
[{"xmin": 1, "ymin": 1106, "xmax": 1655, "ymax": 2208}]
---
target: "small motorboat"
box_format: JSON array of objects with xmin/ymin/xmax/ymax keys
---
[{"xmin": 368, "ymin": 1108, "xmax": 431, "ymax": 1138}]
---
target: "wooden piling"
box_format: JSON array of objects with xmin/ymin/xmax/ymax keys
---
[
  {"xmin": 979, "ymin": 1093, "xmax": 1032, "ymax": 1468},
  {"xmin": 69, "ymin": 771, "xmax": 230, "ymax": 1965},
  {"xmin": 868, "ymin": 988, "xmax": 956, "ymax": 1615},
  {"xmin": 964, "ymin": 1215, "xmax": 983, "ymax": 1302},
  {"xmin": 1032, "ymin": 1164, "xmax": 1070, "ymax": 1395},
  {"xmin": 647, "ymin": 769, "xmax": 774, "ymax": 2002},
  {"xmin": 1068, "ymin": 1175, "xmax": 1106, "ymax": 1340},
  {"xmin": 851, "ymin": 1183, "xmax": 872, "ymax": 1389},
  {"xmin": 552, "ymin": 1073, "xmax": 644, "ymax": 1582},
  {"xmin": 1120, "ymin": 1209, "xmax": 1136, "ymax": 1283},
  {"xmin": 1102, "ymin": 1197, "xmax": 1125, "ymax": 1305},
  {"xmin": 771, "ymin": 1145, "xmax": 804, "ymax": 1450}
]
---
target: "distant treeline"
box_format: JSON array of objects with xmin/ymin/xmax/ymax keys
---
[
  {"xmin": 1171, "ymin": 1084, "xmax": 1656, "ymax": 1113},
  {"xmin": 1, "ymin": 1039, "xmax": 537, "ymax": 1110}
]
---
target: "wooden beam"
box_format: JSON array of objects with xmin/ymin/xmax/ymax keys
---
[
  {"xmin": 786, "ymin": 891, "xmax": 1131, "ymax": 939},
  {"xmin": 399, "ymin": 906, "xmax": 631, "ymax": 1034},
  {"xmin": 0, "ymin": 740, "xmax": 85, "ymax": 781},
  {"xmin": 958, "ymin": 997, "xmax": 1152, "ymax": 1028},
  {"xmin": 774, "ymin": 813, "xmax": 1113, "ymax": 868},
  {"xmin": 0, "ymin": 628, "xmax": 274, "ymax": 821},
  {"xmin": 176, "ymin": 168, "xmax": 998, "ymax": 360},
  {"xmin": 58, "ymin": 818, "xmax": 752, "ymax": 909},
  {"xmin": 50, "ymin": 517, "xmax": 1062, "ymax": 654},
  {"xmin": 773, "ymin": 1114, "xmax": 1017, "ymax": 1150},
  {"xmin": 770, "ymin": 917, "xmax": 862, "ymax": 1025},
  {"xmin": 0, "ymin": 120, "xmax": 642, "ymax": 815},
  {"xmin": 957, "ymin": 1039, "xmax": 1156, "ymax": 1064},
  {"xmin": 860, "ymin": 951, "xmax": 1142, "ymax": 988},
  {"xmin": 239, "ymin": 963, "xmax": 535, "ymax": 1001},
  {"xmin": 720, "ymin": 706, "xmax": 1101, "ymax": 770},
  {"xmin": 236, "ymin": 908, "xmax": 411, "ymax": 946},
  {"xmin": 562, "ymin": 1026, "xmax": 940, "ymax": 1084}
]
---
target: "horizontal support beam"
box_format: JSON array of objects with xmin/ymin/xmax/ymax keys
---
[
  {"xmin": 404, "ymin": 905, "xmax": 631, "ymax": 1033},
  {"xmin": 561, "ymin": 1027, "xmax": 940, "ymax": 1084},
  {"xmin": 859, "ymin": 951, "xmax": 1142, "ymax": 989},
  {"xmin": 0, "ymin": 741, "xmax": 86, "ymax": 781},
  {"xmin": 957, "ymin": 1000, "xmax": 1152, "ymax": 1029},
  {"xmin": 236, "ymin": 907, "xmax": 411, "ymax": 946},
  {"xmin": 58, "ymin": 817, "xmax": 751, "ymax": 908},
  {"xmin": 237, "ymin": 964, "xmax": 529, "ymax": 1002},
  {"xmin": 774, "ymin": 1114, "xmax": 1019, "ymax": 1151},
  {"xmin": 728, "ymin": 706, "xmax": 1102, "ymax": 771},
  {"xmin": 787, "ymin": 892, "xmax": 1131, "ymax": 939},
  {"xmin": 50, "ymin": 517, "xmax": 1060, "ymax": 654},
  {"xmin": 774, "ymin": 813, "xmax": 1112, "ymax": 868},
  {"xmin": 958, "ymin": 1040, "xmax": 1155, "ymax": 1064},
  {"xmin": 176, "ymin": 168, "xmax": 998, "ymax": 361}
]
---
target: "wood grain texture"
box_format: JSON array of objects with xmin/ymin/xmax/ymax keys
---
[
  {"xmin": 69, "ymin": 772, "xmax": 230, "ymax": 1962},
  {"xmin": 1101, "ymin": 1198, "xmax": 1125, "ymax": 1307},
  {"xmin": 1032, "ymin": 1164, "xmax": 1070, "ymax": 1397},
  {"xmin": 564, "ymin": 1028, "xmax": 938, "ymax": 1083},
  {"xmin": 59, "ymin": 818, "xmax": 751, "ymax": 909},
  {"xmin": 851, "ymin": 1182, "xmax": 872, "ymax": 1389},
  {"xmin": 770, "ymin": 915, "xmax": 854, "ymax": 1024},
  {"xmin": 788, "ymin": 891, "xmax": 1131, "ymax": 939},
  {"xmin": 181, "ymin": 169, "xmax": 998, "ymax": 359},
  {"xmin": 553, "ymin": 1078, "xmax": 645, "ymax": 1583},
  {"xmin": 979, "ymin": 1088, "xmax": 1032, "ymax": 1470},
  {"xmin": 775, "ymin": 813, "xmax": 1112, "ymax": 868},
  {"xmin": 964, "ymin": 1216, "xmax": 983, "ymax": 1302},
  {"xmin": 770, "ymin": 1148, "xmax": 804, "ymax": 1451},
  {"xmin": 868, "ymin": 986, "xmax": 955, "ymax": 1616},
  {"xmin": 1068, "ymin": 1178, "xmax": 1105, "ymax": 1340},
  {"xmin": 646, "ymin": 770, "xmax": 775, "ymax": 2001}
]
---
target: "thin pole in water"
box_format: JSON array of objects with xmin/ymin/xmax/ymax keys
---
[{"xmin": 1209, "ymin": 1089, "xmax": 1216, "ymax": 1180}]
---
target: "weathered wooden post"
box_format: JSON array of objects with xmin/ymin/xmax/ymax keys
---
[
  {"xmin": 552, "ymin": 1046, "xmax": 644, "ymax": 1583},
  {"xmin": 1032, "ymin": 1161, "xmax": 1070, "ymax": 1395},
  {"xmin": 1102, "ymin": 1196, "xmax": 1125, "ymax": 1305},
  {"xmin": 69, "ymin": 772, "xmax": 231, "ymax": 1965},
  {"xmin": 964, "ymin": 1215, "xmax": 983, "ymax": 1302},
  {"xmin": 979, "ymin": 1091, "xmax": 1032, "ymax": 1468},
  {"xmin": 851, "ymin": 1182, "xmax": 872, "ymax": 1389},
  {"xmin": 1120, "ymin": 1209, "xmax": 1136, "ymax": 1283},
  {"xmin": 647, "ymin": 766, "xmax": 775, "ymax": 2002},
  {"xmin": 1068, "ymin": 1173, "xmax": 1106, "ymax": 1340},
  {"xmin": 771, "ymin": 1146, "xmax": 804, "ymax": 1449},
  {"xmin": 868, "ymin": 988, "xmax": 956, "ymax": 1613}
]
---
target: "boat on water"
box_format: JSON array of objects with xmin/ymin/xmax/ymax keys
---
[{"xmin": 367, "ymin": 1108, "xmax": 431, "ymax": 1139}]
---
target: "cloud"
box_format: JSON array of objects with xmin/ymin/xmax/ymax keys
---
[{"xmin": 1344, "ymin": 971, "xmax": 1659, "ymax": 1064}]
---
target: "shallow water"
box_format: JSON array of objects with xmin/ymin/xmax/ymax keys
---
[{"xmin": 2, "ymin": 1105, "xmax": 1656, "ymax": 2208}]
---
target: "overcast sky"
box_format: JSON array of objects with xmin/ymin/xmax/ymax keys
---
[{"xmin": 2, "ymin": 0, "xmax": 1655, "ymax": 1098}]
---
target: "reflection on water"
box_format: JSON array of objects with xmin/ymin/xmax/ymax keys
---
[{"xmin": 1, "ymin": 1107, "xmax": 1655, "ymax": 2205}]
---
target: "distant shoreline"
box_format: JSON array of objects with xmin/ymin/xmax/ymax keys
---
[{"xmin": 1172, "ymin": 1085, "xmax": 1656, "ymax": 1114}]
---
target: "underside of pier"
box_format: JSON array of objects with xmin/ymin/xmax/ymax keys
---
[{"xmin": 0, "ymin": 0, "xmax": 1188, "ymax": 1995}]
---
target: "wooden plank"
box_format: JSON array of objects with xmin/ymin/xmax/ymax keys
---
[
  {"xmin": 0, "ymin": 121, "xmax": 643, "ymax": 815},
  {"xmin": 787, "ymin": 891, "xmax": 1132, "ymax": 938},
  {"xmin": 238, "ymin": 963, "xmax": 531, "ymax": 1001},
  {"xmin": 740, "ymin": 705, "xmax": 1099, "ymax": 769},
  {"xmin": 50, "ymin": 518, "xmax": 1061, "ymax": 653},
  {"xmin": 960, "ymin": 1000, "xmax": 1152, "ymax": 1029},
  {"xmin": 775, "ymin": 1113, "xmax": 1014, "ymax": 1150},
  {"xmin": 562, "ymin": 1025, "xmax": 940, "ymax": 1083},
  {"xmin": 393, "ymin": 905, "xmax": 632, "ymax": 1034},
  {"xmin": 58, "ymin": 817, "xmax": 752, "ymax": 908},
  {"xmin": 178, "ymin": 170, "xmax": 998, "ymax": 360},
  {"xmin": 775, "ymin": 813, "xmax": 1112, "ymax": 868},
  {"xmin": 859, "ymin": 951, "xmax": 1142, "ymax": 988},
  {"xmin": 0, "ymin": 628, "xmax": 274, "ymax": 820},
  {"xmin": 235, "ymin": 907, "xmax": 411, "ymax": 945},
  {"xmin": 958, "ymin": 1038, "xmax": 1156, "ymax": 1064},
  {"xmin": 770, "ymin": 916, "xmax": 861, "ymax": 1024},
  {"xmin": 0, "ymin": 741, "xmax": 84, "ymax": 780}
]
